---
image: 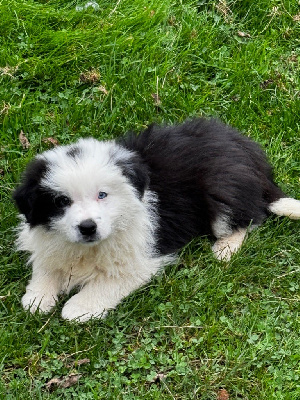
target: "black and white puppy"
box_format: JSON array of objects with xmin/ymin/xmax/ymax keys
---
[{"xmin": 13, "ymin": 118, "xmax": 300, "ymax": 321}]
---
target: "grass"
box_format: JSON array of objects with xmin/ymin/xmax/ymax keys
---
[{"xmin": 0, "ymin": 0, "xmax": 300, "ymax": 398}]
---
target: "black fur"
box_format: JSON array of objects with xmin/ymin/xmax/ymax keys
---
[
  {"xmin": 116, "ymin": 154, "xmax": 150, "ymax": 198},
  {"xmin": 119, "ymin": 118, "xmax": 285, "ymax": 255},
  {"xmin": 13, "ymin": 158, "xmax": 68, "ymax": 228},
  {"xmin": 66, "ymin": 146, "xmax": 81, "ymax": 159}
]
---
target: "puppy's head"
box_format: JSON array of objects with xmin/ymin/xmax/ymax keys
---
[{"xmin": 13, "ymin": 138, "xmax": 149, "ymax": 245}]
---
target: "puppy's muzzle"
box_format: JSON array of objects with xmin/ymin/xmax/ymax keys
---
[{"xmin": 78, "ymin": 219, "xmax": 98, "ymax": 241}]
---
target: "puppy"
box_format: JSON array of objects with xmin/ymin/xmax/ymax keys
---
[{"xmin": 13, "ymin": 119, "xmax": 300, "ymax": 321}]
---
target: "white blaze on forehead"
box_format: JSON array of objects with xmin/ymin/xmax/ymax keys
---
[{"xmin": 38, "ymin": 138, "xmax": 133, "ymax": 198}]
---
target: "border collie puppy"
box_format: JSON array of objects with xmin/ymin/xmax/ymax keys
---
[{"xmin": 13, "ymin": 119, "xmax": 300, "ymax": 322}]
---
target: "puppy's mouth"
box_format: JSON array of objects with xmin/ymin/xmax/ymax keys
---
[{"xmin": 78, "ymin": 235, "xmax": 100, "ymax": 245}]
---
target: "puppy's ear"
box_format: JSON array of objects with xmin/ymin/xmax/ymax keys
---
[
  {"xmin": 13, "ymin": 158, "xmax": 48, "ymax": 223},
  {"xmin": 117, "ymin": 154, "xmax": 150, "ymax": 198}
]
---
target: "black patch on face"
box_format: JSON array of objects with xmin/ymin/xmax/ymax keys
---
[
  {"xmin": 13, "ymin": 158, "xmax": 71, "ymax": 228},
  {"xmin": 66, "ymin": 146, "xmax": 81, "ymax": 159},
  {"xmin": 115, "ymin": 154, "xmax": 150, "ymax": 199}
]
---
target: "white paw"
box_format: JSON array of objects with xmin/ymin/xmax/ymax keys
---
[
  {"xmin": 22, "ymin": 290, "xmax": 57, "ymax": 313},
  {"xmin": 212, "ymin": 241, "xmax": 235, "ymax": 261},
  {"xmin": 61, "ymin": 295, "xmax": 107, "ymax": 322},
  {"xmin": 212, "ymin": 229, "xmax": 247, "ymax": 261}
]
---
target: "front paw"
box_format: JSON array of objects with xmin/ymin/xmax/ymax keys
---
[
  {"xmin": 61, "ymin": 295, "xmax": 107, "ymax": 322},
  {"xmin": 22, "ymin": 290, "xmax": 57, "ymax": 313}
]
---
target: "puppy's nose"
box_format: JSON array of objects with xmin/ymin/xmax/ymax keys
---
[{"xmin": 78, "ymin": 219, "xmax": 97, "ymax": 236}]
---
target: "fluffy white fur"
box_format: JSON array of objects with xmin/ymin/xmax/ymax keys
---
[
  {"xmin": 17, "ymin": 139, "xmax": 173, "ymax": 322},
  {"xmin": 268, "ymin": 198, "xmax": 300, "ymax": 220}
]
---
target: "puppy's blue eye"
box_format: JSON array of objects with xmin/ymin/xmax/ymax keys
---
[
  {"xmin": 98, "ymin": 191, "xmax": 107, "ymax": 199},
  {"xmin": 55, "ymin": 195, "xmax": 71, "ymax": 208}
]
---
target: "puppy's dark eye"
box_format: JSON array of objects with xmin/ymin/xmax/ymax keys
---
[
  {"xmin": 55, "ymin": 195, "xmax": 71, "ymax": 208},
  {"xmin": 98, "ymin": 191, "xmax": 107, "ymax": 200}
]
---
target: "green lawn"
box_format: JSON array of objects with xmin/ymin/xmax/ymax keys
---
[{"xmin": 1, "ymin": 0, "xmax": 300, "ymax": 398}]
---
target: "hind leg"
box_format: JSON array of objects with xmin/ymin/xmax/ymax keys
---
[
  {"xmin": 211, "ymin": 214, "xmax": 249, "ymax": 261},
  {"xmin": 212, "ymin": 228, "xmax": 248, "ymax": 261}
]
